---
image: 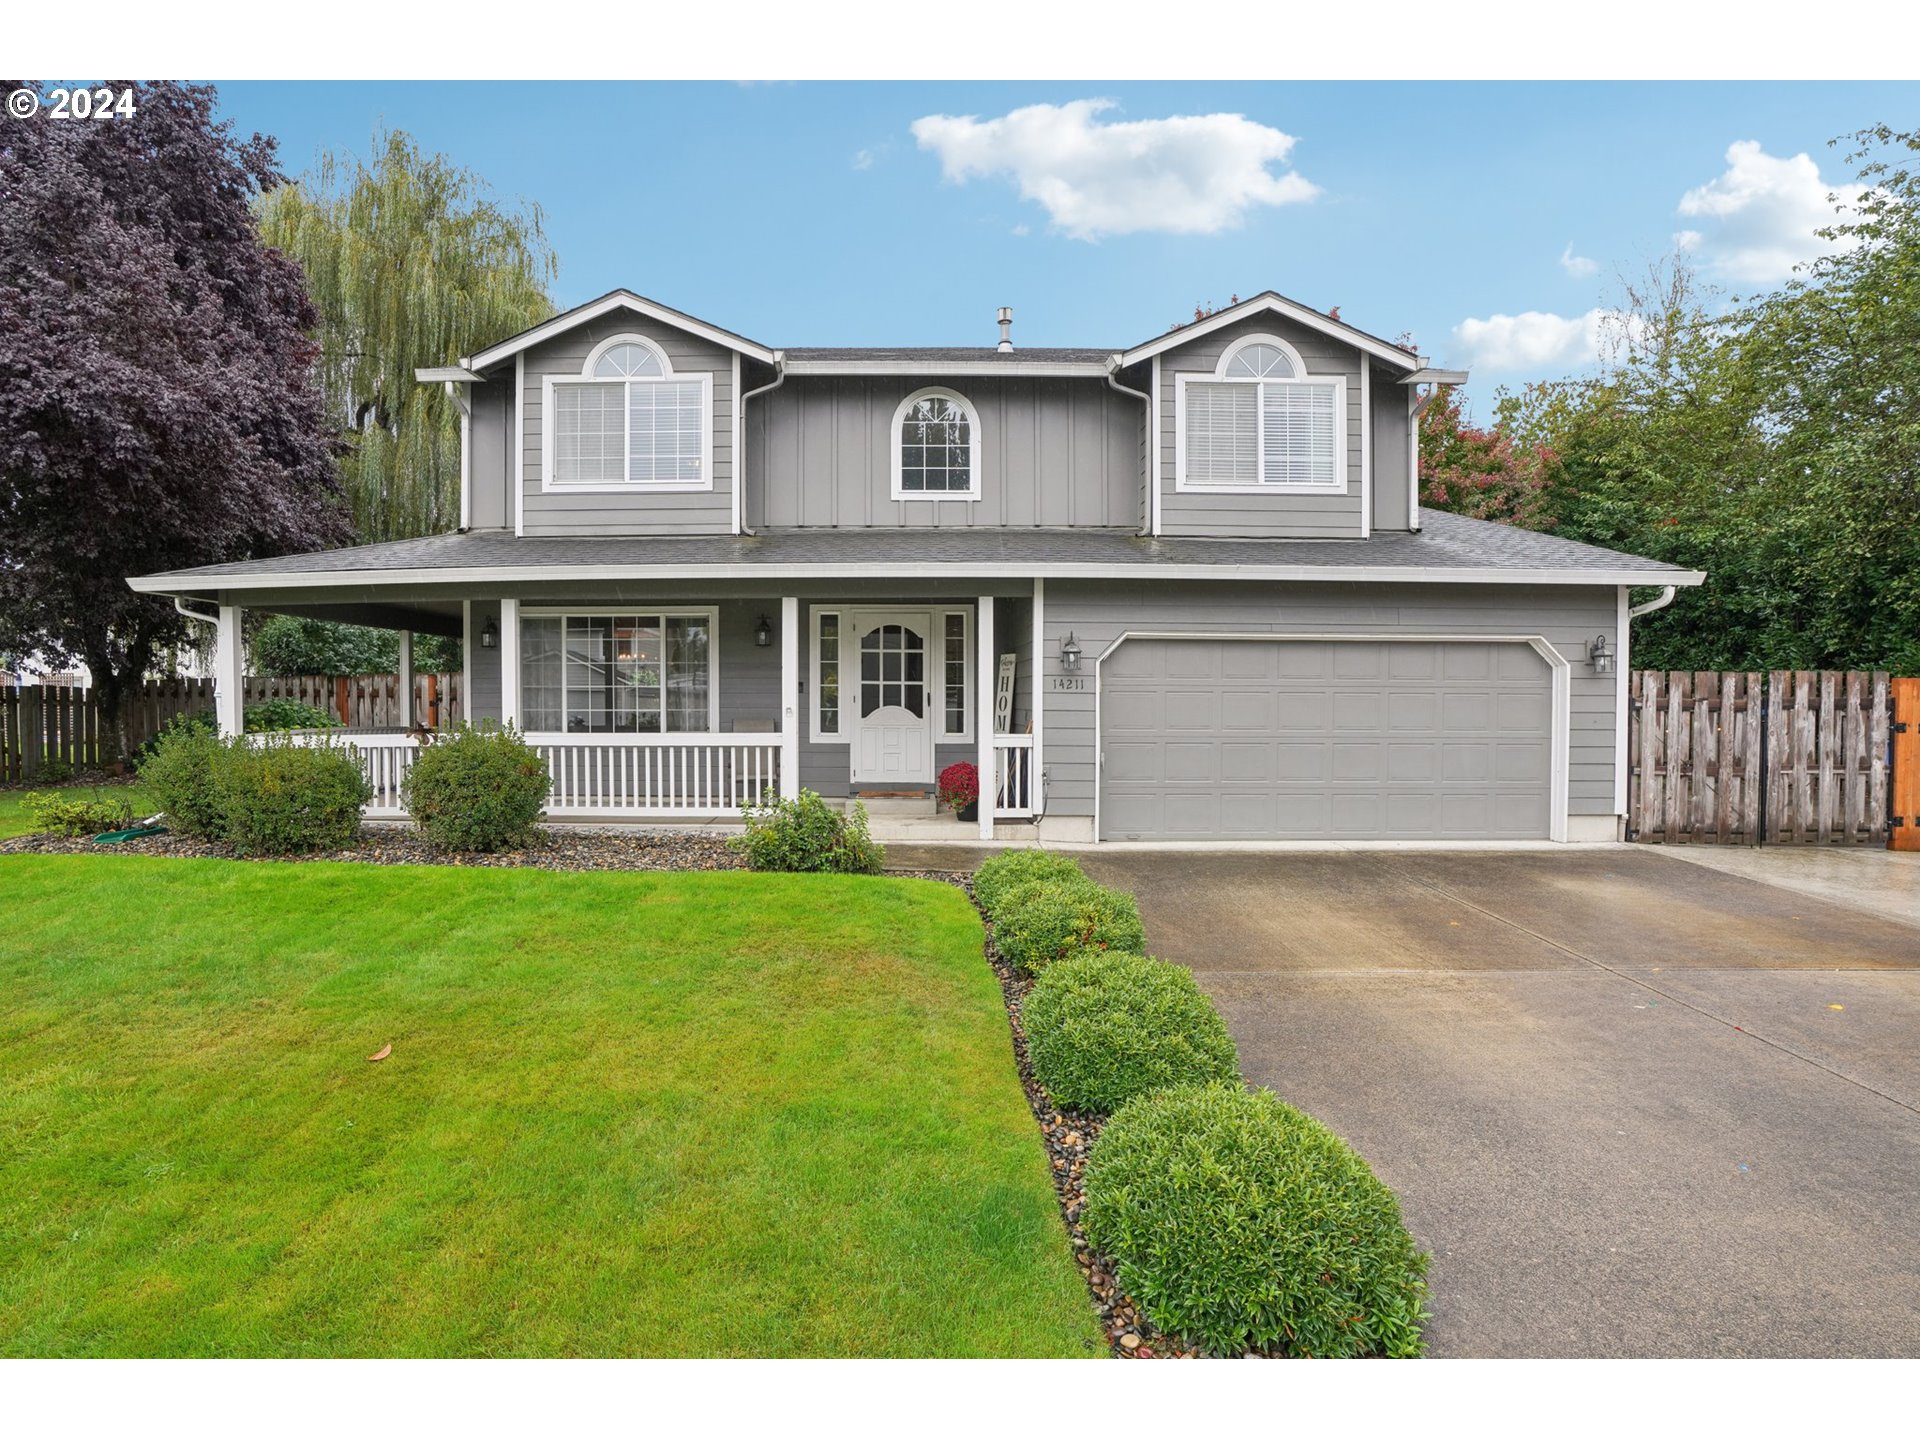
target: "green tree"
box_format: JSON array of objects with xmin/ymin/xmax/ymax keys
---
[
  {"xmin": 256, "ymin": 131, "xmax": 556, "ymax": 542},
  {"xmin": 1417, "ymin": 387, "xmax": 1560, "ymax": 530},
  {"xmin": 251, "ymin": 615, "xmax": 459, "ymax": 677}
]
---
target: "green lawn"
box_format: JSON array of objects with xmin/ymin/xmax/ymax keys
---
[
  {"xmin": 0, "ymin": 781, "xmax": 149, "ymax": 839},
  {"xmin": 0, "ymin": 856, "xmax": 1099, "ymax": 1357}
]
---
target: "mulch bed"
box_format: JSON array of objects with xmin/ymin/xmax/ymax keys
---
[{"xmin": 0, "ymin": 826, "xmax": 745, "ymax": 872}]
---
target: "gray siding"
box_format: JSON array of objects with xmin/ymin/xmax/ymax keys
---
[
  {"xmin": 1036, "ymin": 580, "xmax": 1620, "ymax": 821},
  {"xmin": 468, "ymin": 598, "xmax": 502, "ymax": 721},
  {"xmin": 749, "ymin": 376, "xmax": 1141, "ymax": 530},
  {"xmin": 1370, "ymin": 361, "xmax": 1414, "ymax": 533},
  {"xmin": 1157, "ymin": 313, "xmax": 1365, "ymax": 539},
  {"xmin": 468, "ymin": 379, "xmax": 512, "ymax": 530},
  {"xmin": 519, "ymin": 316, "xmax": 734, "ymax": 537}
]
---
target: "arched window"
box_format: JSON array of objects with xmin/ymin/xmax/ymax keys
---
[
  {"xmin": 1177, "ymin": 333, "xmax": 1344, "ymax": 492},
  {"xmin": 544, "ymin": 334, "xmax": 711, "ymax": 489},
  {"xmin": 891, "ymin": 388, "xmax": 981, "ymax": 500}
]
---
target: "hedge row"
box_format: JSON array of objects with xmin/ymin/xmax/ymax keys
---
[{"xmin": 972, "ymin": 847, "xmax": 1429, "ymax": 1358}]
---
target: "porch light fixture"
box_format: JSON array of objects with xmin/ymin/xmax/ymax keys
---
[
  {"xmin": 1588, "ymin": 634, "xmax": 1615, "ymax": 674},
  {"xmin": 479, "ymin": 619, "xmax": 498, "ymax": 650},
  {"xmin": 754, "ymin": 614, "xmax": 773, "ymax": 648},
  {"xmin": 1059, "ymin": 632, "xmax": 1083, "ymax": 672}
]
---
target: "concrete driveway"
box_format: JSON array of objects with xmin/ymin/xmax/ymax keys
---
[{"xmin": 1077, "ymin": 847, "xmax": 1920, "ymax": 1358}]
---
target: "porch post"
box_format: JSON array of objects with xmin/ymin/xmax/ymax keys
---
[
  {"xmin": 780, "ymin": 594, "xmax": 800, "ymax": 799},
  {"xmin": 396, "ymin": 629, "xmax": 415, "ymax": 731},
  {"xmin": 499, "ymin": 598, "xmax": 520, "ymax": 729},
  {"xmin": 214, "ymin": 604, "xmax": 245, "ymax": 737},
  {"xmin": 977, "ymin": 593, "xmax": 995, "ymax": 840},
  {"xmin": 1031, "ymin": 579, "xmax": 1044, "ymax": 819}
]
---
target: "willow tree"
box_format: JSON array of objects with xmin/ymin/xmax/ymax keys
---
[{"xmin": 256, "ymin": 132, "xmax": 557, "ymax": 541}]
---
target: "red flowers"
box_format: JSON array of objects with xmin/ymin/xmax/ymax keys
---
[{"xmin": 937, "ymin": 761, "xmax": 980, "ymax": 811}]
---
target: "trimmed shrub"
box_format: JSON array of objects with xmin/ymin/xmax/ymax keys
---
[
  {"xmin": 992, "ymin": 877, "xmax": 1144, "ymax": 975},
  {"xmin": 1083, "ymin": 1083, "xmax": 1429, "ymax": 1357},
  {"xmin": 730, "ymin": 788, "xmax": 884, "ymax": 874},
  {"xmin": 1024, "ymin": 952, "xmax": 1239, "ymax": 1114},
  {"xmin": 137, "ymin": 717, "xmax": 227, "ymax": 839},
  {"xmin": 972, "ymin": 849, "xmax": 1086, "ymax": 916},
  {"xmin": 401, "ymin": 723, "xmax": 548, "ymax": 852},
  {"xmin": 22, "ymin": 789, "xmax": 135, "ymax": 837},
  {"xmin": 215, "ymin": 737, "xmax": 371, "ymax": 855},
  {"xmin": 35, "ymin": 757, "xmax": 75, "ymax": 785},
  {"xmin": 244, "ymin": 698, "xmax": 338, "ymax": 732}
]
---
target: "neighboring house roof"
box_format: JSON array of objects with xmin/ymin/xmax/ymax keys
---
[{"xmin": 127, "ymin": 511, "xmax": 1702, "ymax": 593}]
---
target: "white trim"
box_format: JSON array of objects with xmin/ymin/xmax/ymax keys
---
[
  {"xmin": 214, "ymin": 604, "xmax": 244, "ymax": 737},
  {"xmin": 780, "ymin": 595, "xmax": 800, "ymax": 799},
  {"xmin": 1090, "ymin": 631, "xmax": 1572, "ymax": 845},
  {"xmin": 416, "ymin": 366, "xmax": 484, "ymax": 384},
  {"xmin": 130, "ymin": 561, "xmax": 1707, "ymax": 593},
  {"xmin": 515, "ymin": 605, "xmax": 722, "ymax": 734},
  {"xmin": 976, "ymin": 595, "xmax": 995, "ymax": 840},
  {"xmin": 1359, "ymin": 362, "xmax": 1371, "ymax": 539},
  {"xmin": 499, "ymin": 597, "xmax": 520, "ymax": 727},
  {"xmin": 1120, "ymin": 293, "xmax": 1422, "ymax": 372},
  {"xmin": 810, "ymin": 606, "xmax": 847, "ymax": 744},
  {"xmin": 396, "ymin": 630, "xmax": 414, "ymax": 731},
  {"xmin": 1173, "ymin": 371, "xmax": 1349, "ymax": 494},
  {"xmin": 847, "ymin": 608, "xmax": 939, "ymax": 788},
  {"xmin": 540, "ymin": 368, "xmax": 714, "ymax": 494},
  {"xmin": 1149, "ymin": 356, "xmax": 1162, "ymax": 535},
  {"xmin": 890, "ymin": 387, "xmax": 982, "ymax": 502},
  {"xmin": 730, "ymin": 351, "xmax": 742, "ymax": 536},
  {"xmin": 1404, "ymin": 368, "xmax": 1470, "ymax": 386},
  {"xmin": 1406, "ymin": 383, "xmax": 1420, "ymax": 531},
  {"xmin": 1031, "ymin": 577, "xmax": 1045, "ymax": 818},
  {"xmin": 785, "ymin": 358, "xmax": 1109, "ymax": 377},
  {"xmin": 1215, "ymin": 332, "xmax": 1307, "ymax": 380},
  {"xmin": 582, "ymin": 332, "xmax": 672, "ymax": 377},
  {"xmin": 1615, "ymin": 585, "xmax": 1630, "ymax": 819},
  {"xmin": 448, "ymin": 380, "xmax": 472, "ymax": 531},
  {"xmin": 461, "ymin": 599, "xmax": 472, "ymax": 726},
  {"xmin": 938, "ymin": 607, "xmax": 973, "ymax": 744},
  {"xmin": 513, "ymin": 355, "xmax": 525, "ymax": 537},
  {"xmin": 466, "ymin": 291, "xmax": 775, "ymax": 370}
]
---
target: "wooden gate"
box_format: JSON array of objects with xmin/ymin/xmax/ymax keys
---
[
  {"xmin": 1629, "ymin": 669, "xmax": 1894, "ymax": 846},
  {"xmin": 1894, "ymin": 678, "xmax": 1920, "ymax": 852}
]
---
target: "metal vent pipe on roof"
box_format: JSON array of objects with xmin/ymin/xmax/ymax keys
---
[{"xmin": 997, "ymin": 307, "xmax": 1013, "ymax": 352}]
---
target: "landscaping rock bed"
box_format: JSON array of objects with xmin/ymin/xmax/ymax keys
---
[
  {"xmin": 946, "ymin": 875, "xmax": 1198, "ymax": 1360},
  {"xmin": 0, "ymin": 825, "xmax": 745, "ymax": 872}
]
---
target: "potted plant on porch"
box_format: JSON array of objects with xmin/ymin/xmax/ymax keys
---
[{"xmin": 937, "ymin": 761, "xmax": 980, "ymax": 823}]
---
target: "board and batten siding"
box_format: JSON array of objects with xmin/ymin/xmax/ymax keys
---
[
  {"xmin": 1156, "ymin": 313, "xmax": 1366, "ymax": 539},
  {"xmin": 517, "ymin": 315, "xmax": 735, "ymax": 537},
  {"xmin": 748, "ymin": 376, "xmax": 1142, "ymax": 529},
  {"xmin": 1036, "ymin": 580, "xmax": 1621, "ymax": 822}
]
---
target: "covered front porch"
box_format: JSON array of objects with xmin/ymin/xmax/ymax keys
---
[{"xmin": 204, "ymin": 581, "xmax": 1047, "ymax": 838}]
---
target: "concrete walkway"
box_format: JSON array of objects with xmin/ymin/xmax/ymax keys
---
[{"xmin": 1648, "ymin": 844, "xmax": 1920, "ymax": 932}]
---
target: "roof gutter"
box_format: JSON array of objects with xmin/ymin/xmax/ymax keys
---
[
  {"xmin": 734, "ymin": 351, "xmax": 786, "ymax": 536},
  {"xmin": 1106, "ymin": 356, "xmax": 1153, "ymax": 537}
]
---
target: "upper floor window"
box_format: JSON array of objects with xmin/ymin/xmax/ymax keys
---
[
  {"xmin": 891, "ymin": 388, "xmax": 981, "ymax": 500},
  {"xmin": 545, "ymin": 334, "xmax": 711, "ymax": 490},
  {"xmin": 1177, "ymin": 333, "xmax": 1345, "ymax": 493}
]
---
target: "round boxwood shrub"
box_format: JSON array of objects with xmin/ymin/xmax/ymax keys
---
[
  {"xmin": 137, "ymin": 716, "xmax": 227, "ymax": 840},
  {"xmin": 400, "ymin": 722, "xmax": 549, "ymax": 852},
  {"xmin": 992, "ymin": 877, "xmax": 1144, "ymax": 975},
  {"xmin": 1083, "ymin": 1082, "xmax": 1429, "ymax": 1357},
  {"xmin": 216, "ymin": 737, "xmax": 372, "ymax": 855},
  {"xmin": 972, "ymin": 849, "xmax": 1086, "ymax": 917},
  {"xmin": 1024, "ymin": 952, "xmax": 1238, "ymax": 1114}
]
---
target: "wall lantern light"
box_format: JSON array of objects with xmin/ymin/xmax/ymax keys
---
[
  {"xmin": 754, "ymin": 614, "xmax": 774, "ymax": 648},
  {"xmin": 1588, "ymin": 634, "xmax": 1615, "ymax": 675},
  {"xmin": 479, "ymin": 619, "xmax": 499, "ymax": 650},
  {"xmin": 1060, "ymin": 631, "xmax": 1083, "ymax": 672}
]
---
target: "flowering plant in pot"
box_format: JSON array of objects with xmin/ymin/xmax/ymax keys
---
[{"xmin": 937, "ymin": 761, "xmax": 981, "ymax": 822}]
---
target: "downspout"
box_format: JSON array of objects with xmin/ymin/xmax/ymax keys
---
[
  {"xmin": 735, "ymin": 351, "xmax": 786, "ymax": 537},
  {"xmin": 1628, "ymin": 585, "xmax": 1677, "ymax": 619},
  {"xmin": 174, "ymin": 597, "xmax": 219, "ymax": 626},
  {"xmin": 1107, "ymin": 356, "xmax": 1153, "ymax": 537}
]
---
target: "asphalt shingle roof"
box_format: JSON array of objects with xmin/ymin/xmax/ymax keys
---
[{"xmin": 783, "ymin": 346, "xmax": 1118, "ymax": 363}]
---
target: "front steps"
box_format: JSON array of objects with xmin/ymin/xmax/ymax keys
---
[{"xmin": 835, "ymin": 795, "xmax": 1031, "ymax": 842}]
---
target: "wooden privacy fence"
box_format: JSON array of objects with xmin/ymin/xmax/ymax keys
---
[
  {"xmin": 1, "ymin": 673, "xmax": 462, "ymax": 781},
  {"xmin": 1628, "ymin": 670, "xmax": 1896, "ymax": 846}
]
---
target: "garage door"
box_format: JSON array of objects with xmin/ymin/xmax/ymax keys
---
[{"xmin": 1099, "ymin": 639, "xmax": 1553, "ymax": 841}]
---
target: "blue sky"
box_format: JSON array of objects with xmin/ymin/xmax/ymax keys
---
[{"xmin": 217, "ymin": 81, "xmax": 1917, "ymax": 403}]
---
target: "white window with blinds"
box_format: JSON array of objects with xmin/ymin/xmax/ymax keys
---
[
  {"xmin": 1175, "ymin": 333, "xmax": 1346, "ymax": 493},
  {"xmin": 543, "ymin": 334, "xmax": 712, "ymax": 490}
]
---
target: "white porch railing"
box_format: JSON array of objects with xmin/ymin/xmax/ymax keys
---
[
  {"xmin": 526, "ymin": 734, "xmax": 781, "ymax": 818},
  {"xmin": 258, "ymin": 730, "xmax": 780, "ymax": 821},
  {"xmin": 993, "ymin": 733, "xmax": 1037, "ymax": 819}
]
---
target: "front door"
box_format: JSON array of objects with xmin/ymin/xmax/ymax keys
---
[{"xmin": 852, "ymin": 613, "xmax": 933, "ymax": 787}]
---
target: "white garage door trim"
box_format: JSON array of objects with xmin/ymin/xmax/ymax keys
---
[{"xmin": 1092, "ymin": 632, "xmax": 1571, "ymax": 844}]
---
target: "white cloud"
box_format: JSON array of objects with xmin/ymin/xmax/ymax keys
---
[
  {"xmin": 1559, "ymin": 243, "xmax": 1599, "ymax": 278},
  {"xmin": 1010, "ymin": 223, "xmax": 1030, "ymax": 237},
  {"xmin": 909, "ymin": 99, "xmax": 1318, "ymax": 241},
  {"xmin": 1675, "ymin": 140, "xmax": 1862, "ymax": 285},
  {"xmin": 1450, "ymin": 308, "xmax": 1612, "ymax": 372},
  {"xmin": 851, "ymin": 148, "xmax": 876, "ymax": 171}
]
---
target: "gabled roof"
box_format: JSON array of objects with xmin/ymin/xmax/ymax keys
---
[
  {"xmin": 1118, "ymin": 291, "xmax": 1425, "ymax": 372},
  {"xmin": 463, "ymin": 290, "xmax": 777, "ymax": 371}
]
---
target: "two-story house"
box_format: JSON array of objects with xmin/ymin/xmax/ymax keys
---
[{"xmin": 129, "ymin": 289, "xmax": 1701, "ymax": 843}]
